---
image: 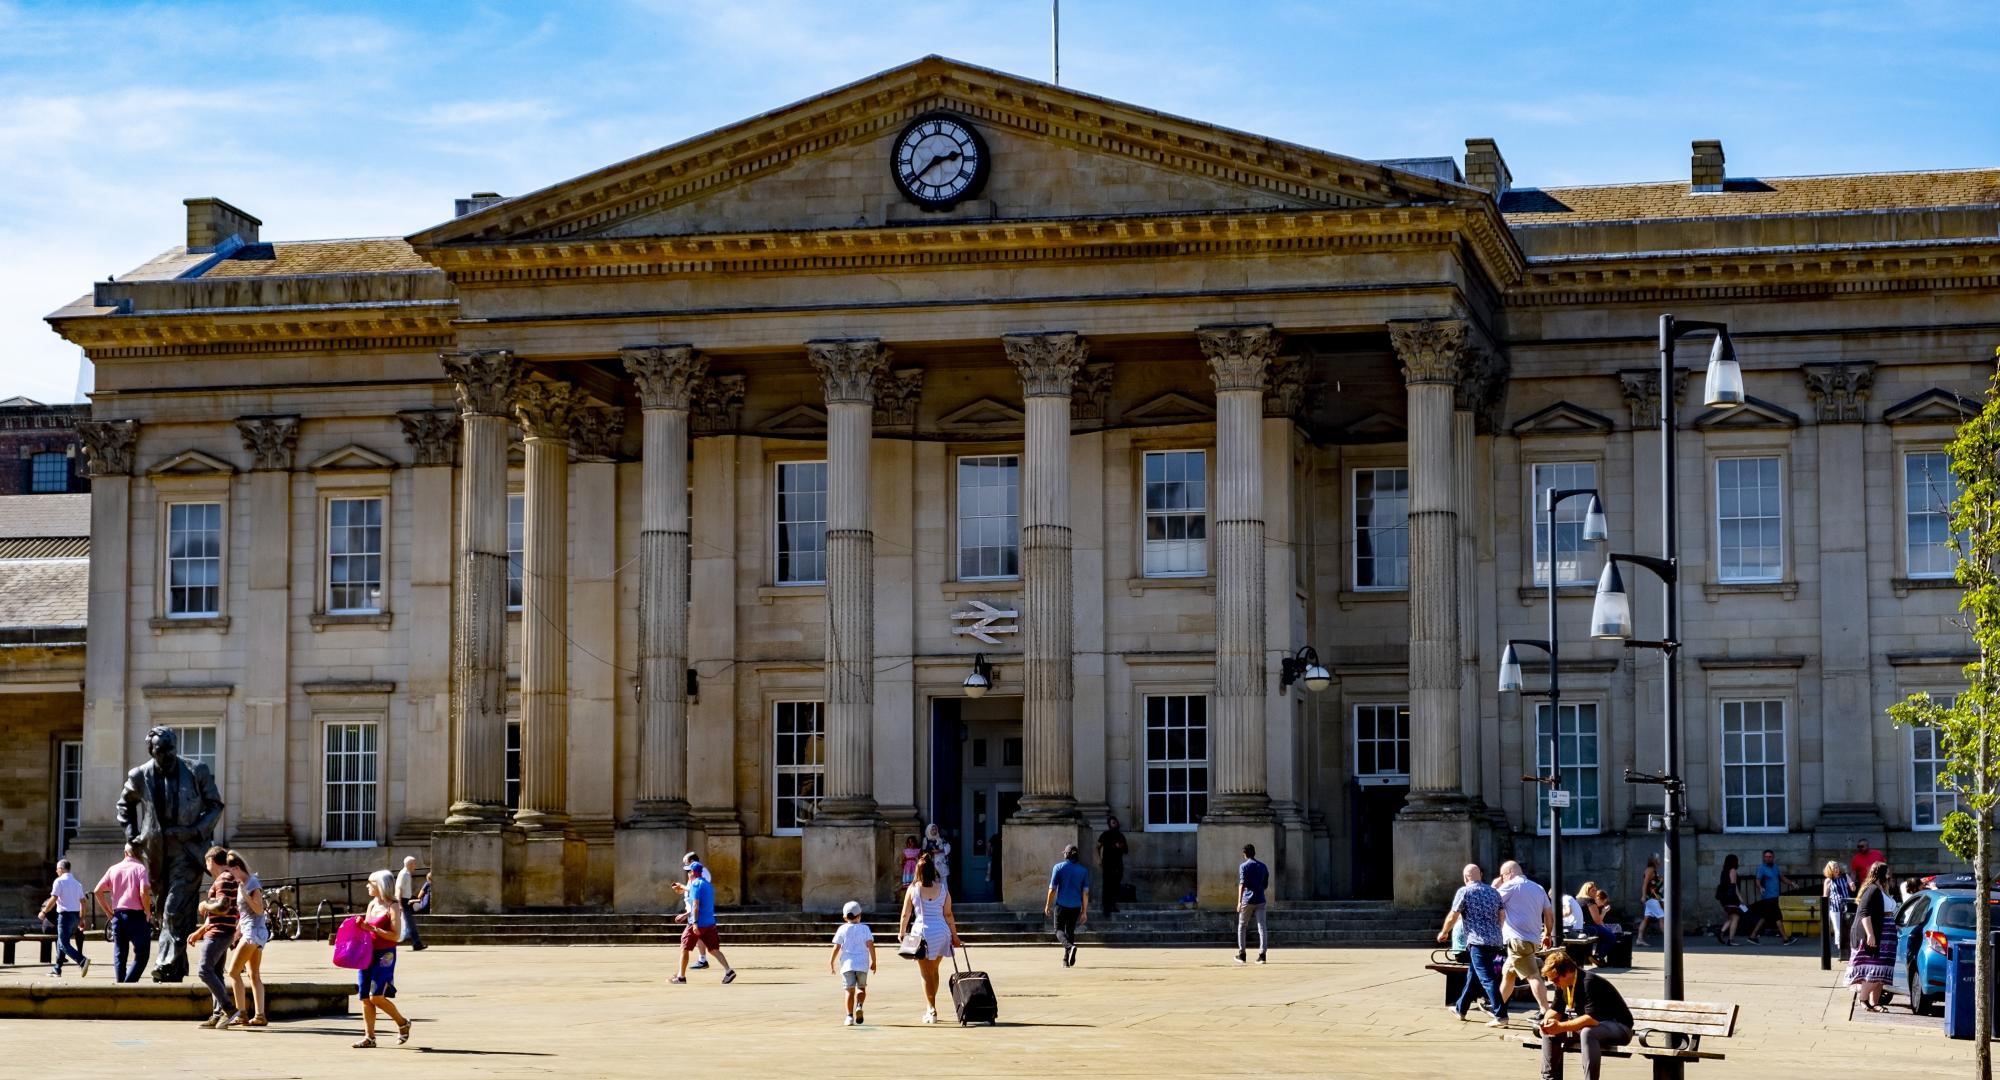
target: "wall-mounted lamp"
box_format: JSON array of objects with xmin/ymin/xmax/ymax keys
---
[
  {"xmin": 963, "ymin": 654, "xmax": 995, "ymax": 698},
  {"xmin": 1278, "ymin": 645, "xmax": 1331, "ymax": 694}
]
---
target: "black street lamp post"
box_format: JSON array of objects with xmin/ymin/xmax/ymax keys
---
[
  {"xmin": 1499, "ymin": 487, "xmax": 1606, "ymax": 900},
  {"xmin": 1591, "ymin": 315, "xmax": 1742, "ymax": 1077}
]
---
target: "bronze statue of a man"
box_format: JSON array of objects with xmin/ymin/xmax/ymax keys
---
[{"xmin": 116, "ymin": 726, "xmax": 224, "ymax": 982}]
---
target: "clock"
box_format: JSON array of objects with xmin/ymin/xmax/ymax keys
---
[{"xmin": 891, "ymin": 112, "xmax": 989, "ymax": 210}]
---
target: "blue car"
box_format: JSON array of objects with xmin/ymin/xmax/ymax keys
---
[{"xmin": 1892, "ymin": 887, "xmax": 1981, "ymax": 1015}]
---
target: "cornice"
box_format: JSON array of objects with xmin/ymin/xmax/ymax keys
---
[
  {"xmin": 50, "ymin": 304, "xmax": 459, "ymax": 358},
  {"xmin": 1507, "ymin": 239, "xmax": 2000, "ymax": 307}
]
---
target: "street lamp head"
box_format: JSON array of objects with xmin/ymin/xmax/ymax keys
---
[
  {"xmin": 1702, "ymin": 332, "xmax": 1744, "ymax": 408},
  {"xmin": 1303, "ymin": 660, "xmax": 1332, "ymax": 693},
  {"xmin": 1581, "ymin": 495, "xmax": 1609, "ymax": 544},
  {"xmin": 1590, "ymin": 560, "xmax": 1633, "ymax": 640},
  {"xmin": 963, "ymin": 654, "xmax": 993, "ymax": 698},
  {"xmin": 1498, "ymin": 643, "xmax": 1524, "ymax": 694}
]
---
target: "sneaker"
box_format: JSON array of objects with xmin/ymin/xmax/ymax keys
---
[
  {"xmin": 844, "ymin": 1016, "xmax": 855, "ymax": 1026},
  {"xmin": 922, "ymin": 1009, "xmax": 938, "ymax": 1024},
  {"xmin": 1487, "ymin": 1018, "xmax": 1508, "ymax": 1029},
  {"xmin": 1746, "ymin": 936, "xmax": 1762, "ymax": 945},
  {"xmin": 690, "ymin": 958, "xmax": 709, "ymax": 970},
  {"xmin": 48, "ymin": 968, "xmax": 60, "ymax": 978},
  {"xmin": 854, "ymin": 1007, "xmax": 863, "ymax": 1024},
  {"xmin": 199, "ymin": 1012, "xmax": 225, "ymax": 1029},
  {"xmin": 1069, "ymin": 946, "xmax": 1079, "ymax": 967},
  {"xmin": 1256, "ymin": 954, "xmax": 1267, "ymax": 965},
  {"xmin": 79, "ymin": 957, "xmax": 90, "ymax": 979},
  {"xmin": 668, "ymin": 976, "xmax": 687, "ymax": 984},
  {"xmin": 1455, "ymin": 1009, "xmax": 1470, "ymax": 1022},
  {"xmin": 1783, "ymin": 935, "xmax": 1801, "ymax": 946},
  {"xmin": 721, "ymin": 969, "xmax": 736, "ymax": 985},
  {"xmin": 1234, "ymin": 951, "xmax": 1247, "ymax": 965}
]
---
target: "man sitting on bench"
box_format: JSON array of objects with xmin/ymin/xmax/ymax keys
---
[{"xmin": 1537, "ymin": 952, "xmax": 1632, "ymax": 1080}]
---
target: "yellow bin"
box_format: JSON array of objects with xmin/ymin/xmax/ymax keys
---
[{"xmin": 1778, "ymin": 895, "xmax": 1821, "ymax": 940}]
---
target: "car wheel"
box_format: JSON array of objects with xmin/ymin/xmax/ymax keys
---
[{"xmin": 1910, "ymin": 963, "xmax": 1935, "ymax": 1016}]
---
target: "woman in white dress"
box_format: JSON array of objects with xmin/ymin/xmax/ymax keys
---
[{"xmin": 898, "ymin": 852, "xmax": 962, "ymax": 1023}]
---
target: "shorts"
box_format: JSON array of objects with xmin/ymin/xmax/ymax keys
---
[
  {"xmin": 357, "ymin": 949, "xmax": 397, "ymax": 999},
  {"xmin": 1505, "ymin": 939, "xmax": 1543, "ymax": 980},
  {"xmin": 1751, "ymin": 897, "xmax": 1780, "ymax": 923},
  {"xmin": 841, "ymin": 970, "xmax": 868, "ymax": 989},
  {"xmin": 1642, "ymin": 899, "xmax": 1665, "ymax": 920},
  {"xmin": 241, "ymin": 916, "xmax": 271, "ymax": 948},
  {"xmin": 681, "ymin": 924, "xmax": 720, "ymax": 953}
]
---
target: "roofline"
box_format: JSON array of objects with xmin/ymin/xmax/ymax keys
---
[
  {"xmin": 1508, "ymin": 201, "xmax": 2000, "ymax": 231},
  {"xmin": 1513, "ymin": 164, "xmax": 1998, "ymax": 195}
]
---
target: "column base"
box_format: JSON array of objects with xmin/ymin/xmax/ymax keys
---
[
  {"xmin": 1392, "ymin": 801, "xmax": 1493, "ymax": 909},
  {"xmin": 614, "ymin": 822, "xmax": 693, "ymax": 912},
  {"xmin": 1197, "ymin": 815, "xmax": 1279, "ymax": 910},
  {"xmin": 431, "ymin": 825, "xmax": 520, "ymax": 913},
  {"xmin": 511, "ymin": 828, "xmax": 585, "ymax": 907},
  {"xmin": 1001, "ymin": 816, "xmax": 1087, "ymax": 910},
  {"xmin": 629, "ymin": 798, "xmax": 694, "ymax": 828},
  {"xmin": 802, "ymin": 819, "xmax": 881, "ymax": 914},
  {"xmin": 691, "ymin": 809, "xmax": 744, "ymax": 907},
  {"xmin": 443, "ymin": 800, "xmax": 512, "ymax": 829}
]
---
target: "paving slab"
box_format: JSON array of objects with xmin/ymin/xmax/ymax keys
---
[{"xmin": 0, "ymin": 939, "xmax": 1971, "ymax": 1077}]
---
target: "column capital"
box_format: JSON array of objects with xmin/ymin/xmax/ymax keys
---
[
  {"xmin": 692, "ymin": 374, "xmax": 747, "ymax": 435},
  {"xmin": 442, "ymin": 349, "xmax": 523, "ymax": 417},
  {"xmin": 807, "ymin": 338, "xmax": 891, "ymax": 404},
  {"xmin": 1003, "ymin": 331, "xmax": 1090, "ymax": 398},
  {"xmin": 1264, "ymin": 355, "xmax": 1307, "ymax": 419},
  {"xmin": 1389, "ymin": 318, "xmax": 1468, "ymax": 386},
  {"xmin": 622, "ymin": 344, "xmax": 707, "ymax": 411},
  {"xmin": 873, "ymin": 368, "xmax": 925, "ymax": 427},
  {"xmin": 1072, "ymin": 362, "xmax": 1114, "ymax": 423},
  {"xmin": 1803, "ymin": 361, "xmax": 1876, "ymax": 423},
  {"xmin": 76, "ymin": 419, "xmax": 138, "ymax": 477},
  {"xmin": 235, "ymin": 415, "xmax": 300, "ymax": 471},
  {"xmin": 1617, "ymin": 367, "xmax": 1689, "ymax": 429},
  {"xmin": 514, "ymin": 379, "xmax": 586, "ymax": 441},
  {"xmin": 398, "ymin": 409, "xmax": 460, "ymax": 467},
  {"xmin": 570, "ymin": 406, "xmax": 626, "ymax": 462},
  {"xmin": 1197, "ymin": 324, "xmax": 1281, "ymax": 392}
]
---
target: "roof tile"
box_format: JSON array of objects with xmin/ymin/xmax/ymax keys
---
[{"xmin": 1500, "ymin": 168, "xmax": 2000, "ymax": 224}]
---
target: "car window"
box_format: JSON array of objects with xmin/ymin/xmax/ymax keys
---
[
  {"xmin": 1900, "ymin": 894, "xmax": 1933, "ymax": 926},
  {"xmin": 1938, "ymin": 898, "xmax": 1977, "ymax": 931}
]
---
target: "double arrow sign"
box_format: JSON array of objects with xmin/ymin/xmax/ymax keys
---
[{"xmin": 950, "ymin": 599, "xmax": 1019, "ymax": 645}]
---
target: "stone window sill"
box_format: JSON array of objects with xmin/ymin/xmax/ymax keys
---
[
  {"xmin": 149, "ymin": 615, "xmax": 230, "ymax": 632},
  {"xmin": 1702, "ymin": 581, "xmax": 1798, "ymax": 601},
  {"xmin": 941, "ymin": 579, "xmax": 1019, "ymax": 599},
  {"xmin": 1128, "ymin": 576, "xmax": 1215, "ymax": 597},
  {"xmin": 1515, "ymin": 584, "xmax": 1596, "ymax": 605},
  {"xmin": 310, "ymin": 611, "xmax": 393, "ymax": 630},
  {"xmin": 1892, "ymin": 576, "xmax": 1960, "ymax": 598},
  {"xmin": 758, "ymin": 584, "xmax": 825, "ymax": 604}
]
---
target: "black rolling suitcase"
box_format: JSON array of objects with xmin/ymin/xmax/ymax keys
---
[{"xmin": 948, "ymin": 943, "xmax": 999, "ymax": 1025}]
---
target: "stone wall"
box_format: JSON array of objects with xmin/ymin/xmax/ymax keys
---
[{"xmin": 0, "ymin": 691, "xmax": 82, "ymax": 911}]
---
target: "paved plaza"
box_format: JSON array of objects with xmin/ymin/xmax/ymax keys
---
[{"xmin": 0, "ymin": 939, "xmax": 1971, "ymax": 1078}]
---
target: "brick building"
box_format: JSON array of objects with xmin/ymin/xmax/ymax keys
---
[{"xmin": 0, "ymin": 397, "xmax": 89, "ymax": 496}]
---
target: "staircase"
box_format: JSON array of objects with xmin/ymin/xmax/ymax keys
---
[{"xmin": 416, "ymin": 901, "xmax": 1438, "ymax": 948}]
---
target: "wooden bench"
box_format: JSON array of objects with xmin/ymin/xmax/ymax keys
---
[
  {"xmin": 1519, "ymin": 998, "xmax": 1738, "ymax": 1076},
  {"xmin": 0, "ymin": 935, "xmax": 57, "ymax": 966},
  {"xmin": 1423, "ymin": 950, "xmax": 1538, "ymax": 1007}
]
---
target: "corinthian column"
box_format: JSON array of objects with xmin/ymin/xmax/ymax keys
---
[
  {"xmin": 441, "ymin": 349, "xmax": 521, "ymax": 827},
  {"xmin": 513, "ymin": 379, "xmax": 583, "ymax": 831},
  {"xmin": 1452, "ymin": 353, "xmax": 1486, "ymax": 808},
  {"xmin": 800, "ymin": 339, "xmax": 890, "ymax": 913},
  {"xmin": 1005, "ymin": 332, "xmax": 1088, "ymax": 817},
  {"xmin": 622, "ymin": 346, "xmax": 705, "ymax": 827},
  {"xmin": 434, "ymin": 349, "xmax": 521, "ymax": 914}
]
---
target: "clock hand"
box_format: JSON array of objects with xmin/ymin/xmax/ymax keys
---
[{"xmin": 919, "ymin": 149, "xmax": 964, "ymax": 180}]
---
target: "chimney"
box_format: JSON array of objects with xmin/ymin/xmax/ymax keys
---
[
  {"xmin": 1691, "ymin": 140, "xmax": 1725, "ymax": 193},
  {"xmin": 454, "ymin": 192, "xmax": 507, "ymax": 218},
  {"xmin": 1463, "ymin": 138, "xmax": 1512, "ymax": 197},
  {"xmin": 183, "ymin": 197, "xmax": 260, "ymax": 252}
]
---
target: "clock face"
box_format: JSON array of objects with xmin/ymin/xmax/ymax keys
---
[{"xmin": 891, "ymin": 113, "xmax": 988, "ymax": 209}]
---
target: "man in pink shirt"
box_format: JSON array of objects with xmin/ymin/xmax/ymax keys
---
[{"xmin": 92, "ymin": 842, "xmax": 154, "ymax": 983}]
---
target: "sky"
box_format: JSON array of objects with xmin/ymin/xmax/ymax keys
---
[{"xmin": 1, "ymin": 0, "xmax": 1996, "ymax": 404}]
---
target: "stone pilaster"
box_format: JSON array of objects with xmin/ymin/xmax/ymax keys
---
[
  {"xmin": 802, "ymin": 338, "xmax": 889, "ymax": 911},
  {"xmin": 1389, "ymin": 318, "xmax": 1481, "ymax": 909},
  {"xmin": 434, "ymin": 349, "xmax": 522, "ymax": 914},
  {"xmin": 615, "ymin": 345, "xmax": 704, "ymax": 910},
  {"xmin": 397, "ymin": 412, "xmax": 457, "ymax": 842},
  {"xmin": 232, "ymin": 416, "xmax": 299, "ymax": 848},
  {"xmin": 1807, "ymin": 362, "xmax": 1883, "ymax": 833},
  {"xmin": 1194, "ymin": 325, "xmax": 1281, "ymax": 908},
  {"xmin": 72, "ymin": 420, "xmax": 137, "ymax": 881},
  {"xmin": 689, "ymin": 429, "xmax": 744, "ymax": 903},
  {"xmin": 1000, "ymin": 331, "xmax": 1091, "ymax": 906}
]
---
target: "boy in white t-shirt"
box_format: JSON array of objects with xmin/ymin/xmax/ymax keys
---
[{"xmin": 829, "ymin": 900, "xmax": 877, "ymax": 1026}]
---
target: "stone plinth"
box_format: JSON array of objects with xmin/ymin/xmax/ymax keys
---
[
  {"xmin": 1000, "ymin": 817, "xmax": 1089, "ymax": 910},
  {"xmin": 0, "ymin": 981, "xmax": 352, "ymax": 1021},
  {"xmin": 431, "ymin": 827, "xmax": 518, "ymax": 914},
  {"xmin": 614, "ymin": 823, "xmax": 693, "ymax": 912},
  {"xmin": 516, "ymin": 830, "xmax": 587, "ymax": 908},
  {"xmin": 1196, "ymin": 818, "xmax": 1280, "ymax": 910},
  {"xmin": 801, "ymin": 820, "xmax": 880, "ymax": 913},
  {"xmin": 1391, "ymin": 806, "xmax": 1493, "ymax": 909}
]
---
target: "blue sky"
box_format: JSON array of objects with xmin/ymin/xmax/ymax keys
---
[{"xmin": 3, "ymin": 0, "xmax": 1996, "ymax": 403}]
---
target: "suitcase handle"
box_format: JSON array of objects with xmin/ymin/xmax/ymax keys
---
[{"xmin": 950, "ymin": 941, "xmax": 969, "ymax": 973}]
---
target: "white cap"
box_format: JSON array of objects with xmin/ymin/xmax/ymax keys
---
[{"xmin": 842, "ymin": 900, "xmax": 864, "ymax": 918}]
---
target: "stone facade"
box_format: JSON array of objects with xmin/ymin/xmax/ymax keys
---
[{"xmin": 39, "ymin": 57, "xmax": 2000, "ymax": 912}]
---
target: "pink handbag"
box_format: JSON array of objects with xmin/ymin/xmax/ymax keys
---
[{"xmin": 332, "ymin": 916, "xmax": 375, "ymax": 969}]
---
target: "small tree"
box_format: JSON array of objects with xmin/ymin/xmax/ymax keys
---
[{"xmin": 1890, "ymin": 350, "xmax": 2000, "ymax": 1080}]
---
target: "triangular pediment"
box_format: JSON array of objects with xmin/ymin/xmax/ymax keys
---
[
  {"xmin": 308, "ymin": 444, "xmax": 397, "ymax": 471},
  {"xmin": 1124, "ymin": 392, "xmax": 1215, "ymax": 426},
  {"xmin": 1339, "ymin": 411, "xmax": 1408, "ymax": 441},
  {"xmin": 1510, "ymin": 401, "xmax": 1615, "ymax": 436},
  {"xmin": 1884, "ymin": 387, "xmax": 1978, "ymax": 425},
  {"xmin": 937, "ymin": 398, "xmax": 1025, "ymax": 434},
  {"xmin": 147, "ymin": 449, "xmax": 236, "ymax": 476},
  {"xmin": 1693, "ymin": 395, "xmax": 1799, "ymax": 430},
  {"xmin": 758, "ymin": 404, "xmax": 830, "ymax": 437},
  {"xmin": 409, "ymin": 57, "xmax": 1474, "ymax": 249}
]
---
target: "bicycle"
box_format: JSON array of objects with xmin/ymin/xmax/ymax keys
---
[{"xmin": 264, "ymin": 885, "xmax": 301, "ymax": 942}]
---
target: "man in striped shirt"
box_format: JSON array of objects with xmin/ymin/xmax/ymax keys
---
[{"xmin": 191, "ymin": 846, "xmax": 239, "ymax": 1027}]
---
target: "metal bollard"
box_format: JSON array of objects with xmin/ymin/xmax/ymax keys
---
[{"xmin": 1821, "ymin": 896, "xmax": 1832, "ymax": 971}]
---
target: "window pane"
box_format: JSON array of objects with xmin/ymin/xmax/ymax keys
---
[
  {"xmin": 1715, "ymin": 457, "xmax": 1783, "ymax": 582},
  {"xmin": 166, "ymin": 502, "xmax": 224, "ymax": 616},
  {"xmin": 958, "ymin": 455, "xmax": 1022, "ymax": 580},
  {"xmin": 775, "ymin": 463, "xmax": 829, "ymax": 585},
  {"xmin": 327, "ymin": 497, "xmax": 384, "ymax": 612},
  {"xmin": 1720, "ymin": 699, "xmax": 1787, "ymax": 831},
  {"xmin": 1143, "ymin": 694, "xmax": 1210, "ymax": 827},
  {"xmin": 1353, "ymin": 468, "xmax": 1410, "ymax": 589},
  {"xmin": 323, "ymin": 721, "xmax": 378, "ymax": 845},
  {"xmin": 30, "ymin": 452, "xmax": 69, "ymax": 493},
  {"xmin": 1354, "ymin": 703, "xmax": 1412, "ymax": 780},
  {"xmin": 1144, "ymin": 450, "xmax": 1210, "ymax": 577},
  {"xmin": 772, "ymin": 701, "xmax": 826, "ymax": 832},
  {"xmin": 1535, "ymin": 702, "xmax": 1600, "ymax": 833}
]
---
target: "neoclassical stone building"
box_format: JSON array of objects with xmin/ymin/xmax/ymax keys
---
[{"xmin": 45, "ymin": 58, "xmax": 1999, "ymax": 912}]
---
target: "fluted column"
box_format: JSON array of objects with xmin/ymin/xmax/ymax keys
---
[
  {"xmin": 1390, "ymin": 319, "xmax": 1467, "ymax": 804},
  {"xmin": 73, "ymin": 420, "xmax": 137, "ymax": 879},
  {"xmin": 1452, "ymin": 355, "xmax": 1485, "ymax": 807},
  {"xmin": 623, "ymin": 345, "xmax": 705, "ymax": 824},
  {"xmin": 442, "ymin": 349, "xmax": 522, "ymax": 826},
  {"xmin": 513, "ymin": 379, "xmax": 583, "ymax": 831},
  {"xmin": 1198, "ymin": 325, "xmax": 1280, "ymax": 816},
  {"xmin": 1006, "ymin": 331, "xmax": 1088, "ymax": 816},
  {"xmin": 808, "ymin": 339, "xmax": 889, "ymax": 819}
]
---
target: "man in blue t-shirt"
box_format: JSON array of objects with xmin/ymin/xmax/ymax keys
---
[
  {"xmin": 1745, "ymin": 850, "xmax": 1798, "ymax": 946},
  {"xmin": 1237, "ymin": 844, "xmax": 1270, "ymax": 965},
  {"xmin": 1044, "ymin": 844, "xmax": 1091, "ymax": 967},
  {"xmin": 670, "ymin": 862, "xmax": 737, "ymax": 985}
]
